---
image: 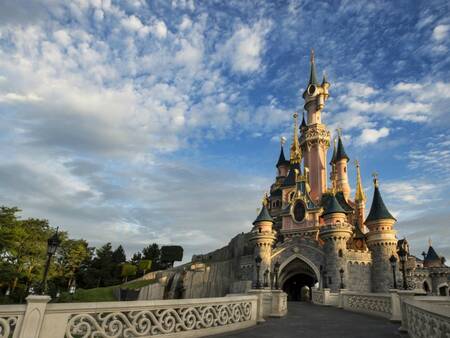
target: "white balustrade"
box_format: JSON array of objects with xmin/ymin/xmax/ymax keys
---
[
  {"xmin": 0, "ymin": 295, "xmax": 257, "ymax": 338},
  {"xmin": 0, "ymin": 304, "xmax": 25, "ymax": 338}
]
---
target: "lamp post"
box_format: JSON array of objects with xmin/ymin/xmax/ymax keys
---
[
  {"xmin": 255, "ymin": 255, "xmax": 262, "ymax": 289},
  {"xmin": 339, "ymin": 268, "xmax": 345, "ymax": 289},
  {"xmin": 389, "ymin": 255, "xmax": 398, "ymax": 289},
  {"xmin": 273, "ymin": 261, "xmax": 280, "ymax": 290},
  {"xmin": 397, "ymin": 247, "xmax": 408, "ymax": 290},
  {"xmin": 40, "ymin": 228, "xmax": 61, "ymax": 295},
  {"xmin": 264, "ymin": 269, "xmax": 269, "ymax": 288}
]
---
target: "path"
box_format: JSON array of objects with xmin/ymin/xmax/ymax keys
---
[{"xmin": 213, "ymin": 302, "xmax": 404, "ymax": 338}]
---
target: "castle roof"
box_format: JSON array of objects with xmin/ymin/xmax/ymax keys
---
[
  {"xmin": 335, "ymin": 191, "xmax": 354, "ymax": 212},
  {"xmin": 271, "ymin": 188, "xmax": 282, "ymax": 197},
  {"xmin": 308, "ymin": 51, "xmax": 319, "ymax": 86},
  {"xmin": 253, "ymin": 204, "xmax": 273, "ymax": 225},
  {"xmin": 322, "ymin": 193, "xmax": 346, "ymax": 216},
  {"xmin": 424, "ymin": 245, "xmax": 440, "ymax": 262},
  {"xmin": 276, "ymin": 145, "xmax": 289, "ymax": 168},
  {"xmin": 282, "ymin": 162, "xmax": 301, "ymax": 187},
  {"xmin": 365, "ymin": 180, "xmax": 396, "ymax": 223},
  {"xmin": 329, "ymin": 139, "xmax": 337, "ymax": 165},
  {"xmin": 300, "ymin": 113, "xmax": 307, "ymax": 129},
  {"xmin": 335, "ymin": 136, "xmax": 349, "ymax": 162}
]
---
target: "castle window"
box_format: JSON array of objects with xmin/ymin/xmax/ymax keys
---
[
  {"xmin": 328, "ymin": 277, "xmax": 332, "ymax": 285},
  {"xmin": 338, "ymin": 249, "xmax": 343, "ymax": 257},
  {"xmin": 344, "ymin": 167, "xmax": 347, "ymax": 173},
  {"xmin": 289, "ymin": 192, "xmax": 295, "ymax": 201}
]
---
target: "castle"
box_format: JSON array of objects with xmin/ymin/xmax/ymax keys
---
[{"xmin": 140, "ymin": 52, "xmax": 449, "ymax": 301}]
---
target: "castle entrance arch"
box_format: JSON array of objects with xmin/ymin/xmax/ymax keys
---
[{"xmin": 279, "ymin": 254, "xmax": 319, "ymax": 302}]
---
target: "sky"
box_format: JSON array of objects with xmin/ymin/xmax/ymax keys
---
[{"xmin": 0, "ymin": 0, "xmax": 449, "ymax": 263}]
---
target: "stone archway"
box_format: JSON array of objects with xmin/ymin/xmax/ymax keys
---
[{"xmin": 279, "ymin": 254, "xmax": 319, "ymax": 302}]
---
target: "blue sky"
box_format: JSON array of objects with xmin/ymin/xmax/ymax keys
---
[{"xmin": 0, "ymin": 0, "xmax": 449, "ymax": 262}]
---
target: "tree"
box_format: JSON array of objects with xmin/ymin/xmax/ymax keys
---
[
  {"xmin": 141, "ymin": 244, "xmax": 163, "ymax": 271},
  {"xmin": 56, "ymin": 238, "xmax": 90, "ymax": 289},
  {"xmin": 121, "ymin": 263, "xmax": 137, "ymax": 283},
  {"xmin": 138, "ymin": 260, "xmax": 152, "ymax": 276},
  {"xmin": 161, "ymin": 246, "xmax": 183, "ymax": 268},
  {"xmin": 112, "ymin": 245, "xmax": 126, "ymax": 265}
]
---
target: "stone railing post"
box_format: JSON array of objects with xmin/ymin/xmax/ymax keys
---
[
  {"xmin": 18, "ymin": 295, "xmax": 51, "ymax": 338},
  {"xmin": 269, "ymin": 290, "xmax": 287, "ymax": 318},
  {"xmin": 338, "ymin": 289, "xmax": 348, "ymax": 308},
  {"xmin": 396, "ymin": 290, "xmax": 418, "ymax": 333},
  {"xmin": 389, "ymin": 290, "xmax": 401, "ymax": 322}
]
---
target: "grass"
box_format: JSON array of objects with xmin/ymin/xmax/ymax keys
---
[{"xmin": 58, "ymin": 278, "xmax": 158, "ymax": 303}]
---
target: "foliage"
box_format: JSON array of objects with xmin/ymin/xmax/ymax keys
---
[
  {"xmin": 59, "ymin": 286, "xmax": 117, "ymax": 302},
  {"xmin": 161, "ymin": 246, "xmax": 184, "ymax": 266},
  {"xmin": 138, "ymin": 260, "xmax": 152, "ymax": 275},
  {"xmin": 121, "ymin": 263, "xmax": 137, "ymax": 282},
  {"xmin": 0, "ymin": 205, "xmax": 184, "ymax": 304}
]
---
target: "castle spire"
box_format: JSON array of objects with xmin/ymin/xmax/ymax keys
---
[
  {"xmin": 276, "ymin": 137, "xmax": 289, "ymax": 168},
  {"xmin": 365, "ymin": 174, "xmax": 396, "ymax": 223},
  {"xmin": 354, "ymin": 160, "xmax": 366, "ymax": 202},
  {"xmin": 335, "ymin": 130, "xmax": 349, "ymax": 162},
  {"xmin": 290, "ymin": 113, "xmax": 302, "ymax": 164},
  {"xmin": 308, "ymin": 49, "xmax": 319, "ymax": 86},
  {"xmin": 300, "ymin": 111, "xmax": 307, "ymax": 130}
]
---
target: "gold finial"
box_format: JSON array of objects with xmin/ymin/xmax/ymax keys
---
[
  {"xmin": 280, "ymin": 136, "xmax": 286, "ymax": 146},
  {"xmin": 337, "ymin": 128, "xmax": 342, "ymax": 138},
  {"xmin": 355, "ymin": 160, "xmax": 366, "ymax": 202},
  {"xmin": 310, "ymin": 49, "xmax": 315, "ymax": 64},
  {"xmin": 262, "ymin": 192, "xmax": 269, "ymax": 207},
  {"xmin": 290, "ymin": 112, "xmax": 302, "ymax": 163},
  {"xmin": 372, "ymin": 171, "xmax": 379, "ymax": 187},
  {"xmin": 428, "ymin": 237, "xmax": 432, "ymax": 247}
]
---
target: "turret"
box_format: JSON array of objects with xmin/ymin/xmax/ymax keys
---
[
  {"xmin": 365, "ymin": 174, "xmax": 397, "ymax": 293},
  {"xmin": 319, "ymin": 194, "xmax": 353, "ymax": 292},
  {"xmin": 334, "ymin": 131, "xmax": 351, "ymax": 200},
  {"xmin": 354, "ymin": 160, "xmax": 366, "ymax": 231},
  {"xmin": 299, "ymin": 50, "xmax": 331, "ymax": 203},
  {"xmin": 276, "ymin": 137, "xmax": 290, "ymax": 177},
  {"xmin": 421, "ymin": 240, "xmax": 449, "ymax": 295},
  {"xmin": 249, "ymin": 194, "xmax": 277, "ymax": 288}
]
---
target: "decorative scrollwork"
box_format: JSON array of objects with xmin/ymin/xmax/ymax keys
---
[
  {"xmin": 405, "ymin": 302, "xmax": 450, "ymax": 338},
  {"xmin": 347, "ymin": 295, "xmax": 391, "ymax": 315},
  {"xmin": 312, "ymin": 291, "xmax": 324, "ymax": 304},
  {"xmin": 0, "ymin": 316, "xmax": 18, "ymax": 338},
  {"xmin": 66, "ymin": 302, "xmax": 252, "ymax": 338}
]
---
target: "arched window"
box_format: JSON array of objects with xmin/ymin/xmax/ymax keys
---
[{"xmin": 338, "ymin": 249, "xmax": 343, "ymax": 257}]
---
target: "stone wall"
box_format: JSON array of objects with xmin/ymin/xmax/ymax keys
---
[{"xmin": 346, "ymin": 258, "xmax": 371, "ymax": 292}]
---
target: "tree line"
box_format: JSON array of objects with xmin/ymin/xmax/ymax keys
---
[{"xmin": 0, "ymin": 206, "xmax": 182, "ymax": 303}]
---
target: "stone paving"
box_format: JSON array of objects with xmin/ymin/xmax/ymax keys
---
[{"xmin": 213, "ymin": 302, "xmax": 404, "ymax": 338}]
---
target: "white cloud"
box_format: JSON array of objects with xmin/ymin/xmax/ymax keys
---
[
  {"xmin": 219, "ymin": 21, "xmax": 271, "ymax": 73},
  {"xmin": 432, "ymin": 24, "xmax": 449, "ymax": 41},
  {"xmin": 357, "ymin": 127, "xmax": 389, "ymax": 145},
  {"xmin": 121, "ymin": 15, "xmax": 150, "ymax": 37},
  {"xmin": 0, "ymin": 92, "xmax": 43, "ymax": 102},
  {"xmin": 345, "ymin": 82, "xmax": 377, "ymax": 98},
  {"xmin": 153, "ymin": 20, "xmax": 167, "ymax": 39}
]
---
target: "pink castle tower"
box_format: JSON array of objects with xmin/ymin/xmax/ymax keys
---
[{"xmin": 300, "ymin": 50, "xmax": 331, "ymax": 203}]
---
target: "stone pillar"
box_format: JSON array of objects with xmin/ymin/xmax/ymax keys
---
[{"xmin": 19, "ymin": 295, "xmax": 51, "ymax": 338}]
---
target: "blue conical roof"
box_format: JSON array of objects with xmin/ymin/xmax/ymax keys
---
[
  {"xmin": 335, "ymin": 136, "xmax": 349, "ymax": 162},
  {"xmin": 322, "ymin": 194, "xmax": 346, "ymax": 216},
  {"xmin": 253, "ymin": 204, "xmax": 273, "ymax": 225},
  {"xmin": 365, "ymin": 182, "xmax": 396, "ymax": 223}
]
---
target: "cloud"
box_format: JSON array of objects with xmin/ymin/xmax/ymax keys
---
[
  {"xmin": 357, "ymin": 127, "xmax": 389, "ymax": 145},
  {"xmin": 219, "ymin": 21, "xmax": 271, "ymax": 74},
  {"xmin": 432, "ymin": 24, "xmax": 449, "ymax": 41}
]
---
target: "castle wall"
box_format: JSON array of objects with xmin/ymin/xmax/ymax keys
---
[{"xmin": 347, "ymin": 262, "xmax": 371, "ymax": 292}]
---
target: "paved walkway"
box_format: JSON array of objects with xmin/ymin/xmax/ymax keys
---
[{"xmin": 214, "ymin": 302, "xmax": 404, "ymax": 338}]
